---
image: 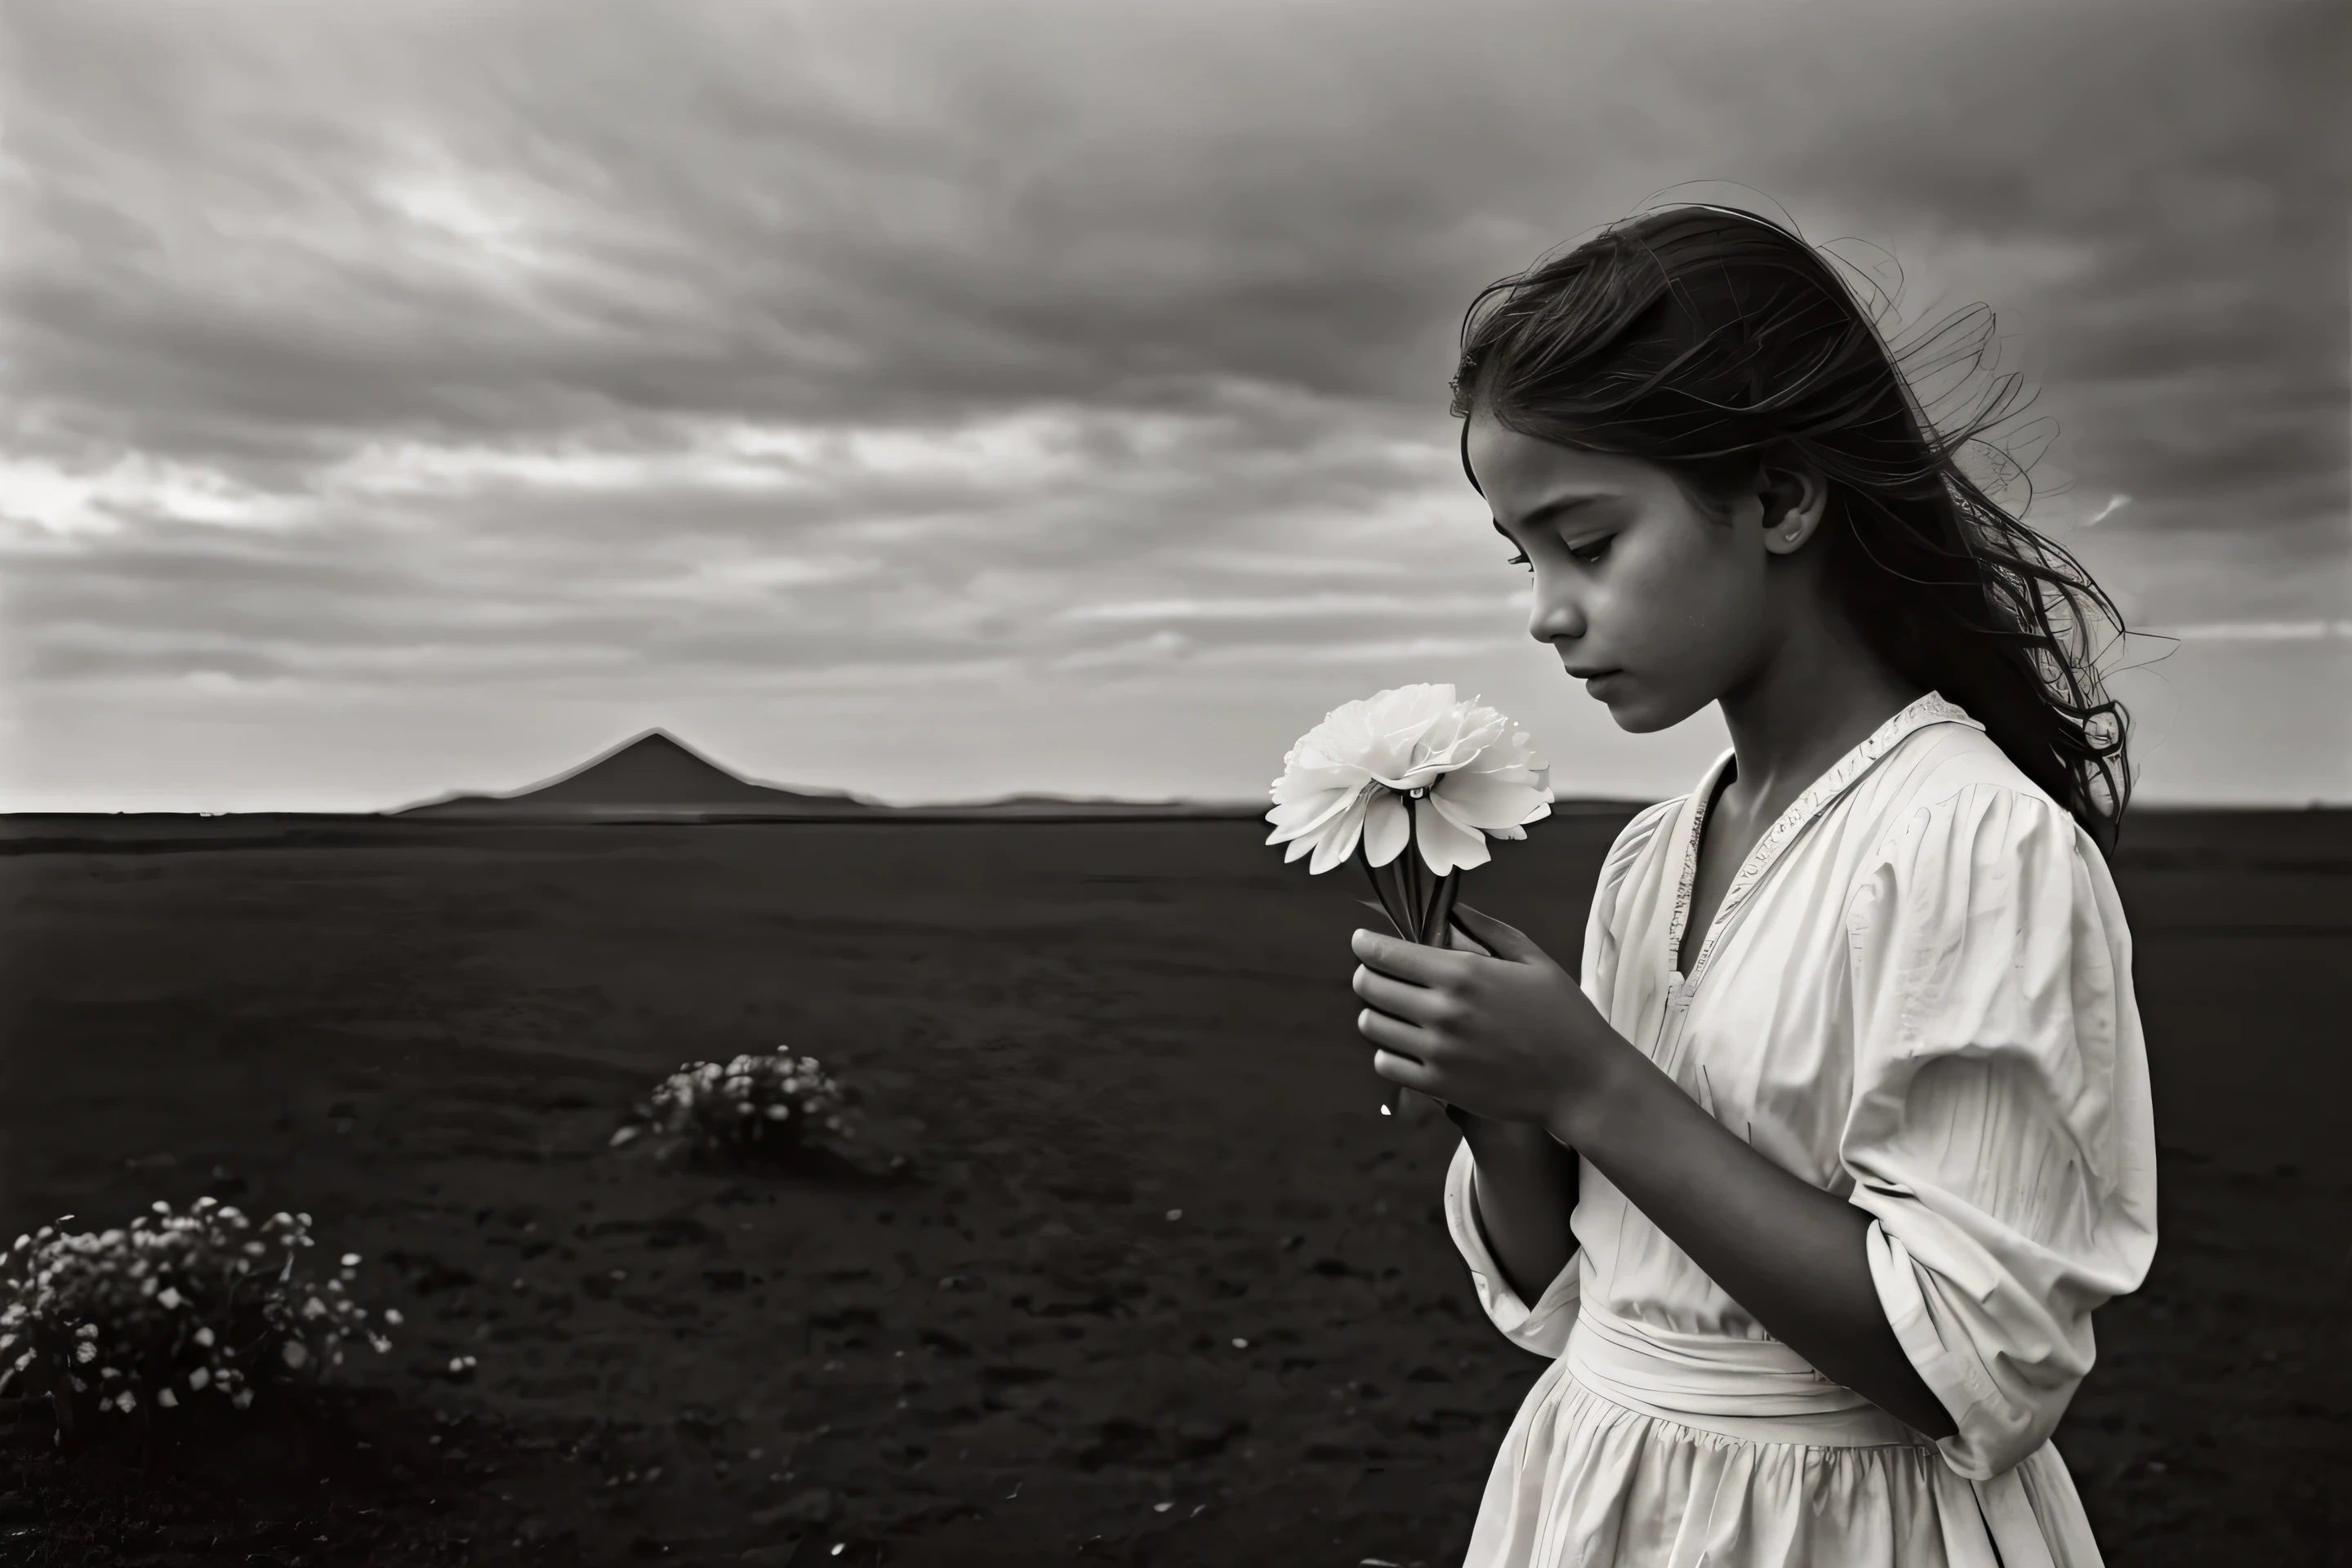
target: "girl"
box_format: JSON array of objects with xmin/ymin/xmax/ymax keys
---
[{"xmin": 1348, "ymin": 206, "xmax": 2157, "ymax": 1567}]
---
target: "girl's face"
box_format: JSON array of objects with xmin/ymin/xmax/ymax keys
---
[{"xmin": 1466, "ymin": 411, "xmax": 1814, "ymax": 733}]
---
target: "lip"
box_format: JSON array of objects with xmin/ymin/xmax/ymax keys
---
[{"xmin": 1573, "ymin": 669, "xmax": 1627, "ymax": 697}]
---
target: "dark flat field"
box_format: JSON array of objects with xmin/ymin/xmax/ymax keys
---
[{"xmin": 2, "ymin": 808, "xmax": 2345, "ymax": 1566}]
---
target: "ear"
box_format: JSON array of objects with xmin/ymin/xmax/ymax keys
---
[{"xmin": 1756, "ymin": 459, "xmax": 1830, "ymax": 556}]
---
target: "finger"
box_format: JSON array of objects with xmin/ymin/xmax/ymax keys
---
[
  {"xmin": 1440, "ymin": 919, "xmax": 1494, "ymax": 957},
  {"xmin": 1352, "ymin": 964, "xmax": 1450, "ymax": 1026},
  {"xmin": 1450, "ymin": 904, "xmax": 1546, "ymax": 964},
  {"xmin": 1356, "ymin": 1005, "xmax": 1432, "ymax": 1056},
  {"xmin": 1349, "ymin": 927, "xmax": 1461, "ymax": 985},
  {"xmin": 1370, "ymin": 1046, "xmax": 1441, "ymax": 1095}
]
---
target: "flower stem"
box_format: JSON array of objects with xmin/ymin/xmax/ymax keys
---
[
  {"xmin": 1356, "ymin": 840, "xmax": 1416, "ymax": 1119},
  {"xmin": 1424, "ymin": 868, "xmax": 1463, "ymax": 947},
  {"xmin": 1357, "ymin": 848, "xmax": 1406, "ymax": 939},
  {"xmin": 1403, "ymin": 795, "xmax": 1427, "ymax": 931}
]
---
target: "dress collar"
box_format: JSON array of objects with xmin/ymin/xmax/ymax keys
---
[{"xmin": 1664, "ymin": 691, "xmax": 1982, "ymax": 986}]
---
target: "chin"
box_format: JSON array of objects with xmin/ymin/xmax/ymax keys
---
[
  {"xmin": 1606, "ymin": 704, "xmax": 1679, "ymax": 735},
  {"xmin": 1593, "ymin": 686, "xmax": 1706, "ymax": 735}
]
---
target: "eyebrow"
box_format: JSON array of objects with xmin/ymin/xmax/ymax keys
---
[{"xmin": 1490, "ymin": 493, "xmax": 1612, "ymax": 542}]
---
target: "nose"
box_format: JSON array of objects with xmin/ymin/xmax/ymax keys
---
[{"xmin": 1526, "ymin": 577, "xmax": 1586, "ymax": 645}]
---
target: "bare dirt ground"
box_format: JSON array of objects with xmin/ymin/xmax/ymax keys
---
[{"xmin": 2, "ymin": 808, "xmax": 2345, "ymax": 1566}]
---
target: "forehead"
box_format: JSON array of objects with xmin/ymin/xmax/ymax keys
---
[{"xmin": 1465, "ymin": 414, "xmax": 1650, "ymax": 513}]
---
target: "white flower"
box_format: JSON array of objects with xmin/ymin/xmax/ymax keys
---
[
  {"xmin": 1265, "ymin": 684, "xmax": 1553, "ymax": 875},
  {"xmin": 282, "ymin": 1339, "xmax": 310, "ymax": 1369}
]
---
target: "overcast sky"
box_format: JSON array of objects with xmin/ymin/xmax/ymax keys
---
[{"xmin": 2, "ymin": 0, "xmax": 2345, "ymax": 812}]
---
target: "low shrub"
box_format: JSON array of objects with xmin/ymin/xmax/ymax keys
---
[
  {"xmin": 0, "ymin": 1197, "xmax": 394, "ymax": 1439},
  {"xmin": 611, "ymin": 1045, "xmax": 858, "ymax": 1165}
]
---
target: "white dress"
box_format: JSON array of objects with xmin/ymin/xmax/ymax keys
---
[{"xmin": 1441, "ymin": 693, "xmax": 2158, "ymax": 1568}]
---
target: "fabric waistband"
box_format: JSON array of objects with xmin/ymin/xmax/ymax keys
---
[{"xmin": 1565, "ymin": 1303, "xmax": 1926, "ymax": 1449}]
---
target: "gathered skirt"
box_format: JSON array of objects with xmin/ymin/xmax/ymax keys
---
[{"xmin": 1463, "ymin": 1356, "xmax": 2105, "ymax": 1568}]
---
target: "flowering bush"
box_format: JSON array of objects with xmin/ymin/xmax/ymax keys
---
[
  {"xmin": 611, "ymin": 1045, "xmax": 858, "ymax": 1165},
  {"xmin": 0, "ymin": 1198, "xmax": 395, "ymax": 1436}
]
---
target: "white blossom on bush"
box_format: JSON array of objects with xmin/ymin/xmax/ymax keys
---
[
  {"xmin": 0, "ymin": 1198, "xmax": 393, "ymax": 1430},
  {"xmin": 611, "ymin": 1045, "xmax": 856, "ymax": 1163}
]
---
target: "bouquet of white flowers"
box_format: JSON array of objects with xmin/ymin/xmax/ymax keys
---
[{"xmin": 1265, "ymin": 684, "xmax": 1554, "ymax": 1114}]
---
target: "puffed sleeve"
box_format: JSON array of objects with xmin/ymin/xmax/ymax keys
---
[
  {"xmin": 1840, "ymin": 782, "xmax": 2158, "ymax": 1481},
  {"xmin": 1442, "ymin": 1137, "xmax": 1581, "ymax": 1357}
]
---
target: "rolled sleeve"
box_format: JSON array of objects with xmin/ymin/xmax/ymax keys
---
[
  {"xmin": 1442, "ymin": 1138, "xmax": 1581, "ymax": 1359},
  {"xmin": 1841, "ymin": 783, "xmax": 2158, "ymax": 1480}
]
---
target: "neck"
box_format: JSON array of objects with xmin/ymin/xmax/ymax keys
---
[{"xmin": 1715, "ymin": 587, "xmax": 1924, "ymax": 812}]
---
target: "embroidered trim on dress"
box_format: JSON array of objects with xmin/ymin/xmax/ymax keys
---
[
  {"xmin": 1675, "ymin": 692, "xmax": 1980, "ymax": 996},
  {"xmin": 1664, "ymin": 753, "xmax": 1737, "ymax": 978}
]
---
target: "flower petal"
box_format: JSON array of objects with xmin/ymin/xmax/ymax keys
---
[
  {"xmin": 1415, "ymin": 799, "xmax": 1491, "ymax": 875},
  {"xmin": 1271, "ymin": 759, "xmax": 1365, "ymax": 802},
  {"xmin": 1264, "ymin": 787, "xmax": 1356, "ymax": 844},
  {"xmin": 1305, "ymin": 792, "xmax": 1369, "ymax": 875},
  {"xmin": 1429, "ymin": 769, "xmax": 1549, "ymax": 830},
  {"xmin": 1361, "ymin": 791, "xmax": 1410, "ymax": 867}
]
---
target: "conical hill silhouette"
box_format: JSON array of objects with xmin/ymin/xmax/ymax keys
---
[{"xmin": 390, "ymin": 729, "xmax": 876, "ymax": 818}]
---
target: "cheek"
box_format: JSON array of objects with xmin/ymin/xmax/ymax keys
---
[{"xmin": 1606, "ymin": 526, "xmax": 1753, "ymax": 653}]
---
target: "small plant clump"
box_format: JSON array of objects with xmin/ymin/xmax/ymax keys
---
[
  {"xmin": 611, "ymin": 1045, "xmax": 857, "ymax": 1164},
  {"xmin": 0, "ymin": 1197, "xmax": 395, "ymax": 1438}
]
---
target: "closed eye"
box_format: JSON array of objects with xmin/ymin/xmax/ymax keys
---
[{"xmin": 1504, "ymin": 532, "xmax": 1613, "ymax": 572}]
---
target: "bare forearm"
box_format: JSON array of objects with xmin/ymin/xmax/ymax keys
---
[
  {"xmin": 1453, "ymin": 1107, "xmax": 1579, "ymax": 1307},
  {"xmin": 1550, "ymin": 1050, "xmax": 1958, "ymax": 1440}
]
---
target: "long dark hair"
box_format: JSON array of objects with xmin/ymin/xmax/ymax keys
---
[{"xmin": 1451, "ymin": 204, "xmax": 2132, "ymax": 854}]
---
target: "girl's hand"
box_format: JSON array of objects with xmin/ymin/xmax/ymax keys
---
[
  {"xmin": 1356, "ymin": 906, "xmax": 1962, "ymax": 1441},
  {"xmin": 1351, "ymin": 904, "xmax": 1634, "ymax": 1135}
]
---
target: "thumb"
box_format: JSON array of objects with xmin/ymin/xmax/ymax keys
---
[{"xmin": 1450, "ymin": 904, "xmax": 1547, "ymax": 964}]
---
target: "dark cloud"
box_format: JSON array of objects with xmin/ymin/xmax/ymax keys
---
[
  {"xmin": 7, "ymin": 0, "xmax": 2328, "ymax": 439},
  {"xmin": 0, "ymin": 0, "xmax": 2341, "ymax": 806}
]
